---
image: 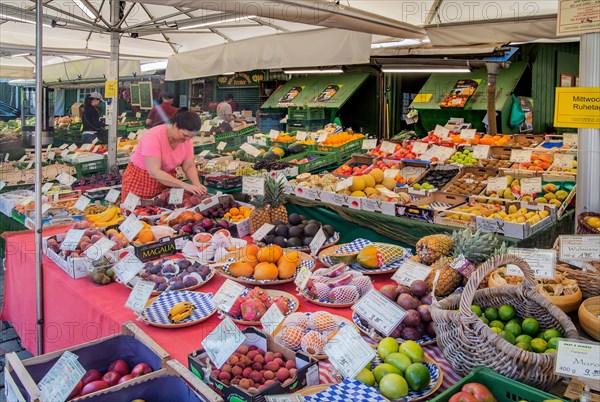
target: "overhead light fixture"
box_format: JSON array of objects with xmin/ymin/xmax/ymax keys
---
[
  {"xmin": 73, "ymin": 0, "xmax": 96, "ymax": 19},
  {"xmin": 283, "ymin": 68, "xmax": 344, "ymax": 74},
  {"xmin": 0, "ymin": 13, "xmax": 52, "ymax": 27},
  {"xmin": 140, "ymin": 60, "xmax": 168, "ymax": 72},
  {"xmin": 382, "ymin": 67, "xmax": 471, "ymax": 73},
  {"xmin": 178, "ymin": 14, "xmax": 257, "ymax": 30}
]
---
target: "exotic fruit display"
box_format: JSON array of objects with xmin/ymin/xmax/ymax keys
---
[
  {"xmin": 249, "ymin": 176, "xmax": 288, "ymax": 233},
  {"xmin": 302, "ymin": 264, "xmax": 373, "ymax": 305}
]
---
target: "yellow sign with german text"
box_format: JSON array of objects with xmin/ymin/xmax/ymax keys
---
[
  {"xmin": 554, "ymin": 87, "xmax": 600, "ymax": 129},
  {"xmin": 104, "ymin": 80, "xmax": 117, "ymax": 98}
]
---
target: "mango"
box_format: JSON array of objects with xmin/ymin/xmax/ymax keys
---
[
  {"xmin": 555, "ymin": 190, "xmax": 568, "ymax": 201},
  {"xmin": 357, "ymin": 245, "xmax": 382, "ymax": 269},
  {"xmin": 544, "ymin": 192, "xmax": 557, "ymax": 201},
  {"xmin": 543, "ymin": 183, "xmax": 557, "ymax": 192},
  {"xmin": 534, "ymin": 197, "xmax": 547, "ymax": 203}
]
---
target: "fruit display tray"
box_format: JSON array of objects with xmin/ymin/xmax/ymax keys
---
[
  {"xmin": 204, "ymin": 174, "xmax": 242, "ymax": 189},
  {"xmin": 280, "ymin": 151, "xmax": 337, "ymax": 174},
  {"xmin": 141, "ymin": 291, "xmax": 216, "ymax": 329}
]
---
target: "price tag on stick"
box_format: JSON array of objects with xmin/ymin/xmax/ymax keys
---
[
  {"xmin": 41, "ymin": 182, "xmax": 54, "ymax": 194},
  {"xmin": 261, "ymin": 304, "xmax": 285, "ymax": 336},
  {"xmin": 119, "ymin": 214, "xmax": 144, "ymax": 242},
  {"xmin": 294, "ymin": 267, "xmax": 311, "ymax": 290},
  {"xmin": 362, "ymin": 139, "xmax": 377, "ymax": 150},
  {"xmin": 84, "ymin": 237, "xmax": 116, "ymax": 261},
  {"xmin": 324, "ymin": 325, "xmax": 376, "ymax": 379},
  {"xmin": 392, "ymin": 260, "xmax": 433, "ymax": 286},
  {"xmin": 252, "ymin": 223, "xmax": 275, "ymax": 242},
  {"xmin": 352, "ymin": 289, "xmax": 407, "ymax": 336},
  {"xmin": 269, "ymin": 129, "xmax": 279, "ymax": 139},
  {"xmin": 520, "ymin": 177, "xmax": 542, "ymax": 195},
  {"xmin": 242, "ymin": 176, "xmax": 265, "ymax": 196},
  {"xmin": 201, "ymin": 316, "xmax": 245, "ymax": 369},
  {"xmin": 555, "ymin": 339, "xmax": 600, "ymax": 381},
  {"xmin": 125, "ymin": 280, "xmax": 155, "ymax": 312},
  {"xmin": 460, "ymin": 129, "xmax": 477, "ymax": 140},
  {"xmin": 309, "ymin": 228, "xmax": 327, "ymax": 256},
  {"xmin": 510, "ymin": 149, "xmax": 532, "ymax": 163},
  {"xmin": 434, "ymin": 125, "xmax": 450, "ymax": 139},
  {"xmin": 412, "ymin": 141, "xmax": 429, "ymax": 156},
  {"xmin": 169, "ymin": 188, "xmax": 184, "ymax": 205},
  {"xmin": 380, "ymin": 141, "xmax": 397, "ymax": 154},
  {"xmin": 217, "ymin": 141, "xmax": 227, "ymax": 151},
  {"xmin": 60, "ymin": 230, "xmax": 85, "ymax": 251},
  {"xmin": 105, "ymin": 188, "xmax": 121, "ymax": 204},
  {"xmin": 559, "ymin": 235, "xmax": 600, "ymax": 261},
  {"xmin": 73, "ymin": 195, "xmax": 91, "ymax": 212},
  {"xmin": 472, "ymin": 145, "xmax": 491, "ymax": 160},
  {"xmin": 122, "ymin": 192, "xmax": 140, "ymax": 213},
  {"xmin": 486, "ymin": 177, "xmax": 509, "ymax": 193},
  {"xmin": 213, "ymin": 279, "xmax": 246, "ymax": 313},
  {"xmin": 38, "ymin": 351, "xmax": 85, "ymax": 402},
  {"xmin": 113, "ymin": 252, "xmax": 145, "ymax": 284},
  {"xmin": 295, "ymin": 131, "xmax": 308, "ymax": 141}
]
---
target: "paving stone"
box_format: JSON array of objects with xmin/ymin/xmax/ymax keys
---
[
  {"xmin": 0, "ymin": 340, "xmax": 22, "ymax": 355},
  {"xmin": 0, "ymin": 328, "xmax": 18, "ymax": 342},
  {"xmin": 16, "ymin": 350, "xmax": 33, "ymax": 360}
]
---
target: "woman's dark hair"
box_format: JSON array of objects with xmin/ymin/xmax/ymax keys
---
[
  {"xmin": 225, "ymin": 93, "xmax": 234, "ymax": 101},
  {"xmin": 170, "ymin": 110, "xmax": 200, "ymax": 132},
  {"xmin": 83, "ymin": 95, "xmax": 95, "ymax": 107}
]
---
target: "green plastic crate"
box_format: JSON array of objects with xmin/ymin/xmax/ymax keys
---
[
  {"xmin": 281, "ymin": 151, "xmax": 337, "ymax": 173},
  {"xmin": 430, "ymin": 367, "xmax": 566, "ymax": 402},
  {"xmin": 73, "ymin": 158, "xmax": 107, "ymax": 178},
  {"xmin": 288, "ymin": 106, "xmax": 326, "ymax": 121},
  {"xmin": 317, "ymin": 139, "xmax": 363, "ymax": 164}
]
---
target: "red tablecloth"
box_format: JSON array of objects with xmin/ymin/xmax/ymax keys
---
[{"xmin": 1, "ymin": 228, "xmax": 462, "ymax": 392}]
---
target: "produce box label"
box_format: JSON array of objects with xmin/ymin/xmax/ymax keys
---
[
  {"xmin": 324, "ymin": 324, "xmax": 376, "ymax": 379},
  {"xmin": 217, "ymin": 141, "xmax": 227, "ymax": 151},
  {"xmin": 552, "ymin": 153, "xmax": 575, "ymax": 168},
  {"xmin": 202, "ymin": 316, "xmax": 245, "ymax": 369},
  {"xmin": 352, "ymin": 289, "xmax": 407, "ymax": 336},
  {"xmin": 240, "ymin": 142, "xmax": 261, "ymax": 157},
  {"xmin": 266, "ymin": 395, "xmax": 305, "ymax": 402},
  {"xmin": 486, "ymin": 177, "xmax": 509, "ymax": 193},
  {"xmin": 199, "ymin": 150, "xmax": 210, "ymax": 157},
  {"xmin": 559, "ymin": 235, "xmax": 600, "ymax": 261},
  {"xmin": 434, "ymin": 125, "xmax": 450, "ymax": 139},
  {"xmin": 510, "ymin": 149, "xmax": 532, "ymax": 163},
  {"xmin": 520, "ymin": 177, "xmax": 542, "ymax": 194},
  {"xmin": 555, "ymin": 339, "xmax": 600, "ymax": 381},
  {"xmin": 294, "ymin": 266, "xmax": 312, "ymax": 290},
  {"xmin": 412, "ymin": 141, "xmax": 429, "ymax": 155},
  {"xmin": 506, "ymin": 248, "xmax": 556, "ymax": 279},
  {"xmin": 41, "ymin": 182, "xmax": 53, "ymax": 193},
  {"xmin": 380, "ymin": 141, "xmax": 397, "ymax": 154},
  {"xmin": 393, "ymin": 260, "xmax": 432, "ymax": 286},
  {"xmin": 460, "ymin": 129, "xmax": 477, "ymax": 140},
  {"xmin": 269, "ymin": 129, "xmax": 280, "ymax": 139},
  {"xmin": 362, "ymin": 139, "xmax": 377, "ymax": 150},
  {"xmin": 38, "ymin": 351, "xmax": 85, "ymax": 402}
]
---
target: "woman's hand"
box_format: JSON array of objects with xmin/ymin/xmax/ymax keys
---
[{"xmin": 185, "ymin": 183, "xmax": 207, "ymax": 195}]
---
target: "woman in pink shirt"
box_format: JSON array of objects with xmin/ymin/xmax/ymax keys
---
[{"xmin": 122, "ymin": 111, "xmax": 206, "ymax": 200}]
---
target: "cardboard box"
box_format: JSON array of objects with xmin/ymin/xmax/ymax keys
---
[
  {"xmin": 396, "ymin": 193, "xmax": 467, "ymax": 223},
  {"xmin": 360, "ymin": 198, "xmax": 397, "ymax": 216},
  {"xmin": 0, "ymin": 190, "xmax": 35, "ymax": 217},
  {"xmin": 320, "ymin": 191, "xmax": 349, "ymax": 207},
  {"xmin": 441, "ymin": 166, "xmax": 498, "ymax": 196},
  {"xmin": 133, "ymin": 235, "xmax": 180, "ymax": 262},
  {"xmin": 4, "ymin": 322, "xmax": 170, "ymax": 402},
  {"xmin": 475, "ymin": 201, "xmax": 556, "ymax": 239},
  {"xmin": 188, "ymin": 328, "xmax": 319, "ymax": 402}
]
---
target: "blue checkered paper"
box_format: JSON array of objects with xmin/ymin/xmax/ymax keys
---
[
  {"xmin": 321, "ymin": 239, "xmax": 412, "ymax": 274},
  {"xmin": 303, "ymin": 379, "xmax": 386, "ymax": 402},
  {"xmin": 141, "ymin": 290, "xmax": 215, "ymax": 325},
  {"xmin": 222, "ymin": 258, "xmax": 316, "ymax": 284},
  {"xmin": 352, "ymin": 312, "xmax": 435, "ymax": 346}
]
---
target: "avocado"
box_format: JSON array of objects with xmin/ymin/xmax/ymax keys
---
[
  {"xmin": 287, "ymin": 143, "xmax": 305, "ymax": 155},
  {"xmin": 322, "ymin": 225, "xmax": 335, "ymax": 237},
  {"xmin": 304, "ymin": 223, "xmax": 320, "ymax": 237},
  {"xmin": 272, "ymin": 220, "xmax": 284, "ymax": 227},
  {"xmin": 273, "ymin": 236, "xmax": 288, "ymax": 247},
  {"xmin": 303, "ymin": 236, "xmax": 314, "ymax": 246},
  {"xmin": 308, "ymin": 219, "xmax": 320, "ymax": 226},
  {"xmin": 287, "ymin": 237, "xmax": 303, "ymax": 247},
  {"xmin": 288, "ymin": 213, "xmax": 302, "ymax": 226},
  {"xmin": 288, "ymin": 226, "xmax": 304, "ymax": 238},
  {"xmin": 264, "ymin": 234, "xmax": 276, "ymax": 244},
  {"xmin": 274, "ymin": 224, "xmax": 289, "ymax": 238}
]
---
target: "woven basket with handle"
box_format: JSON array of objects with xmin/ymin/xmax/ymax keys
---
[
  {"xmin": 430, "ymin": 254, "xmax": 579, "ymax": 391},
  {"xmin": 577, "ymin": 212, "xmax": 600, "ymax": 234}
]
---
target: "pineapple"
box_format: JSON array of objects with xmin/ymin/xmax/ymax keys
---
[
  {"xmin": 426, "ymin": 256, "xmax": 463, "ymax": 297},
  {"xmin": 249, "ymin": 195, "xmax": 271, "ymax": 234},
  {"xmin": 266, "ymin": 176, "xmax": 288, "ymax": 224},
  {"xmin": 416, "ymin": 234, "xmax": 454, "ymax": 265}
]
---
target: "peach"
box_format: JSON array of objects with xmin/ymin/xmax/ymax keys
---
[
  {"xmin": 285, "ymin": 360, "xmax": 296, "ymax": 370},
  {"xmin": 239, "ymin": 378, "xmax": 251, "ymax": 389},
  {"xmin": 211, "ymin": 370, "xmax": 220, "ymax": 379},
  {"xmin": 289, "ymin": 368, "xmax": 297, "ymax": 378},
  {"xmin": 227, "ymin": 355, "xmax": 239, "ymax": 365},
  {"xmin": 264, "ymin": 353, "xmax": 274, "ymax": 363},
  {"xmin": 276, "ymin": 367, "xmax": 289, "ymax": 382},
  {"xmin": 263, "ymin": 370, "xmax": 274, "ymax": 380},
  {"xmin": 273, "ymin": 358, "xmax": 284, "ymax": 367},
  {"xmin": 249, "ymin": 371, "xmax": 263, "ymax": 384},
  {"xmin": 253, "ymin": 354, "xmax": 264, "ymax": 364},
  {"xmin": 264, "ymin": 379, "xmax": 276, "ymax": 387},
  {"xmin": 242, "ymin": 367, "xmax": 252, "ymax": 378},
  {"xmin": 236, "ymin": 345, "xmax": 249, "ymax": 355},
  {"xmin": 221, "ymin": 364, "xmax": 232, "ymax": 373},
  {"xmin": 247, "ymin": 350, "xmax": 259, "ymax": 360},
  {"xmin": 240, "ymin": 356, "xmax": 252, "ymax": 366},
  {"xmin": 231, "ymin": 366, "xmax": 243, "ymax": 377},
  {"xmin": 248, "ymin": 345, "xmax": 258, "ymax": 351},
  {"xmin": 218, "ymin": 372, "xmax": 231, "ymax": 382},
  {"xmin": 252, "ymin": 362, "xmax": 262, "ymax": 371},
  {"xmin": 256, "ymin": 349, "xmax": 266, "ymax": 356},
  {"xmin": 264, "ymin": 362, "xmax": 279, "ymax": 372}
]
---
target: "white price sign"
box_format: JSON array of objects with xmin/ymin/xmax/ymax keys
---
[
  {"xmin": 434, "ymin": 125, "xmax": 451, "ymax": 139},
  {"xmin": 552, "ymin": 153, "xmax": 575, "ymax": 168},
  {"xmin": 510, "ymin": 149, "xmax": 532, "ymax": 163},
  {"xmin": 294, "ymin": 266, "xmax": 311, "ymax": 290},
  {"xmin": 119, "ymin": 214, "xmax": 144, "ymax": 242},
  {"xmin": 460, "ymin": 129, "xmax": 477, "ymax": 140},
  {"xmin": 486, "ymin": 176, "xmax": 509, "ymax": 192},
  {"xmin": 472, "ymin": 145, "xmax": 491, "ymax": 159},
  {"xmin": 563, "ymin": 133, "xmax": 578, "ymax": 147},
  {"xmin": 125, "ymin": 280, "xmax": 155, "ymax": 312},
  {"xmin": 26, "ymin": 160, "xmax": 35, "ymax": 169},
  {"xmin": 434, "ymin": 146, "xmax": 456, "ymax": 162},
  {"xmin": 20, "ymin": 196, "xmax": 33, "ymax": 206},
  {"xmin": 317, "ymin": 132, "xmax": 328, "ymax": 143},
  {"xmin": 57, "ymin": 172, "xmax": 76, "ymax": 186},
  {"xmin": 0, "ymin": 181, "xmax": 5, "ymax": 191},
  {"xmin": 242, "ymin": 176, "xmax": 265, "ymax": 196},
  {"xmin": 362, "ymin": 139, "xmax": 377, "ymax": 150},
  {"xmin": 128, "ymin": 132, "xmax": 137, "ymax": 140},
  {"xmin": 59, "ymin": 144, "xmax": 69, "ymax": 150},
  {"xmin": 213, "ymin": 279, "xmax": 246, "ymax": 313},
  {"xmin": 92, "ymin": 137, "xmax": 99, "ymax": 145},
  {"xmin": 555, "ymin": 339, "xmax": 600, "ymax": 381},
  {"xmin": 73, "ymin": 195, "xmax": 91, "ymax": 212},
  {"xmin": 240, "ymin": 142, "xmax": 261, "ymax": 157},
  {"xmin": 68, "ymin": 143, "xmax": 78, "ymax": 151},
  {"xmin": 412, "ymin": 141, "xmax": 429, "ymax": 156},
  {"xmin": 41, "ymin": 203, "xmax": 52, "ymax": 215},
  {"xmin": 41, "ymin": 182, "xmax": 54, "ymax": 194},
  {"xmin": 80, "ymin": 144, "xmax": 92, "ymax": 151},
  {"xmin": 265, "ymin": 395, "xmax": 305, "ymax": 402},
  {"xmin": 380, "ymin": 141, "xmax": 397, "ymax": 154},
  {"xmin": 60, "ymin": 230, "xmax": 85, "ymax": 251},
  {"xmin": 260, "ymin": 304, "xmax": 285, "ymax": 336},
  {"xmin": 506, "ymin": 248, "xmax": 556, "ymax": 279},
  {"xmin": 323, "ymin": 324, "xmax": 376, "ymax": 379},
  {"xmin": 105, "ymin": 188, "xmax": 121, "ymax": 204},
  {"xmin": 269, "ymin": 129, "xmax": 280, "ymax": 139},
  {"xmin": 84, "ymin": 237, "xmax": 116, "ymax": 261},
  {"xmin": 295, "ymin": 131, "xmax": 308, "ymax": 141},
  {"xmin": 201, "ymin": 316, "xmax": 245, "ymax": 369},
  {"xmin": 251, "ymin": 223, "xmax": 275, "ymax": 242},
  {"xmin": 335, "ymin": 176, "xmax": 353, "ymax": 192},
  {"xmin": 227, "ymin": 161, "xmax": 240, "ymax": 171},
  {"xmin": 520, "ymin": 177, "xmax": 542, "ymax": 194},
  {"xmin": 113, "ymin": 252, "xmax": 144, "ymax": 284},
  {"xmin": 199, "ymin": 150, "xmax": 210, "ymax": 157},
  {"xmin": 169, "ymin": 188, "xmax": 185, "ymax": 205},
  {"xmin": 352, "ymin": 289, "xmax": 407, "ymax": 336},
  {"xmin": 18, "ymin": 155, "xmax": 27, "ymax": 162},
  {"xmin": 165, "ymin": 208, "xmax": 185, "ymax": 223},
  {"xmin": 122, "ymin": 192, "xmax": 140, "ymax": 213},
  {"xmin": 309, "ymin": 228, "xmax": 327, "ymax": 256},
  {"xmin": 217, "ymin": 141, "xmax": 227, "ymax": 151},
  {"xmin": 38, "ymin": 351, "xmax": 85, "ymax": 402},
  {"xmin": 384, "ymin": 169, "xmax": 400, "ymax": 179},
  {"xmin": 392, "ymin": 260, "xmax": 433, "ymax": 286},
  {"xmin": 559, "ymin": 235, "xmax": 600, "ymax": 261}
]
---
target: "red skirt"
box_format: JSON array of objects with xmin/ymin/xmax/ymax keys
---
[{"xmin": 121, "ymin": 163, "xmax": 176, "ymax": 201}]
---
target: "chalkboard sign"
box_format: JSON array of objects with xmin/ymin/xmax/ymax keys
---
[
  {"xmin": 130, "ymin": 84, "xmax": 140, "ymax": 106},
  {"xmin": 138, "ymin": 82, "xmax": 153, "ymax": 110}
]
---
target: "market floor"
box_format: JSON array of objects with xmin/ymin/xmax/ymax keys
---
[{"xmin": 0, "ymin": 260, "xmax": 34, "ymax": 402}]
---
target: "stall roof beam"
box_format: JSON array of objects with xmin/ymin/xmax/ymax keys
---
[{"xmin": 138, "ymin": 3, "xmax": 179, "ymax": 54}]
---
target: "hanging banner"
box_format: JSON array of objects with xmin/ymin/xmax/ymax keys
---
[
  {"xmin": 554, "ymin": 87, "xmax": 600, "ymax": 129},
  {"xmin": 216, "ymin": 71, "xmax": 264, "ymax": 88},
  {"xmin": 557, "ymin": 0, "xmax": 600, "ymax": 36},
  {"xmin": 104, "ymin": 80, "xmax": 117, "ymax": 98},
  {"xmin": 314, "ymin": 85, "xmax": 341, "ymax": 103}
]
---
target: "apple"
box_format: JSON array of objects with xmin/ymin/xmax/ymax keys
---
[
  {"xmin": 107, "ymin": 359, "xmax": 130, "ymax": 376},
  {"xmin": 449, "ymin": 392, "xmax": 479, "ymax": 402},
  {"xmin": 461, "ymin": 383, "xmax": 497, "ymax": 402},
  {"xmin": 131, "ymin": 362, "xmax": 152, "ymax": 377},
  {"xmin": 102, "ymin": 371, "xmax": 122, "ymax": 387},
  {"xmin": 81, "ymin": 369, "xmax": 102, "ymax": 386},
  {"xmin": 81, "ymin": 380, "xmax": 109, "ymax": 396},
  {"xmin": 118, "ymin": 374, "xmax": 134, "ymax": 384},
  {"xmin": 67, "ymin": 381, "xmax": 83, "ymax": 400}
]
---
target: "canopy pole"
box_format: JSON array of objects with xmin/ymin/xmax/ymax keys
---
[
  {"xmin": 575, "ymin": 32, "xmax": 600, "ymax": 224},
  {"xmin": 107, "ymin": 0, "xmax": 120, "ymax": 171},
  {"xmin": 486, "ymin": 63, "xmax": 499, "ymax": 135},
  {"xmin": 34, "ymin": 0, "xmax": 44, "ymax": 356}
]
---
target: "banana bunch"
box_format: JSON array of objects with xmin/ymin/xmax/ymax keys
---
[
  {"xmin": 168, "ymin": 302, "xmax": 195, "ymax": 323},
  {"xmin": 87, "ymin": 206, "xmax": 124, "ymax": 227}
]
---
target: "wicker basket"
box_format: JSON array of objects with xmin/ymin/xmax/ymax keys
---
[
  {"xmin": 430, "ymin": 254, "xmax": 579, "ymax": 391},
  {"xmin": 577, "ymin": 212, "xmax": 600, "ymax": 234}
]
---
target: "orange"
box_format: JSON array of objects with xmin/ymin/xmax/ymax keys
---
[
  {"xmin": 278, "ymin": 250, "xmax": 302, "ymax": 267},
  {"xmin": 257, "ymin": 245, "xmax": 283, "ymax": 263},
  {"xmin": 253, "ymin": 262, "xmax": 279, "ymax": 280},
  {"xmin": 136, "ymin": 229, "xmax": 155, "ymax": 243},
  {"xmin": 229, "ymin": 207, "xmax": 240, "ymax": 216},
  {"xmin": 106, "ymin": 229, "xmax": 119, "ymax": 237},
  {"xmin": 277, "ymin": 260, "xmax": 297, "ymax": 279},
  {"xmin": 242, "ymin": 244, "xmax": 260, "ymax": 258},
  {"xmin": 228, "ymin": 262, "xmax": 254, "ymax": 277}
]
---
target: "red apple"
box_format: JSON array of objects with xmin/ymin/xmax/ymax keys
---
[
  {"xmin": 67, "ymin": 380, "xmax": 82, "ymax": 400},
  {"xmin": 130, "ymin": 362, "xmax": 152, "ymax": 377},
  {"xmin": 81, "ymin": 380, "xmax": 109, "ymax": 396},
  {"xmin": 107, "ymin": 359, "xmax": 130, "ymax": 376},
  {"xmin": 81, "ymin": 369, "xmax": 102, "ymax": 386},
  {"xmin": 118, "ymin": 374, "xmax": 134, "ymax": 384},
  {"xmin": 449, "ymin": 392, "xmax": 480, "ymax": 402},
  {"xmin": 461, "ymin": 383, "xmax": 497, "ymax": 402},
  {"xmin": 102, "ymin": 371, "xmax": 122, "ymax": 387}
]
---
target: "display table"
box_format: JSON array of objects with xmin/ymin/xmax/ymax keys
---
[
  {"xmin": 1, "ymin": 228, "xmax": 462, "ymax": 396},
  {"xmin": 285, "ymin": 195, "xmax": 576, "ymax": 248}
]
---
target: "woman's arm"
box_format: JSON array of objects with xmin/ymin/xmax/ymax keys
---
[
  {"xmin": 144, "ymin": 156, "xmax": 203, "ymax": 194},
  {"xmin": 182, "ymin": 158, "xmax": 201, "ymax": 187}
]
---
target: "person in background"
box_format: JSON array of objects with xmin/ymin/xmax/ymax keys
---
[
  {"xmin": 122, "ymin": 111, "xmax": 207, "ymax": 201},
  {"xmin": 82, "ymin": 92, "xmax": 106, "ymax": 143},
  {"xmin": 145, "ymin": 93, "xmax": 179, "ymax": 127},
  {"xmin": 216, "ymin": 93, "xmax": 236, "ymax": 121},
  {"xmin": 118, "ymin": 88, "xmax": 131, "ymax": 114}
]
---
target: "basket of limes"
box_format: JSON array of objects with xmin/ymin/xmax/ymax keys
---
[{"xmin": 430, "ymin": 254, "xmax": 579, "ymax": 391}]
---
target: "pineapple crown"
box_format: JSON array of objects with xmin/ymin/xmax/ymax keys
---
[
  {"xmin": 452, "ymin": 228, "xmax": 500, "ymax": 265},
  {"xmin": 264, "ymin": 175, "xmax": 286, "ymax": 207}
]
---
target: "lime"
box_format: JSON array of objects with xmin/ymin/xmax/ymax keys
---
[
  {"xmin": 507, "ymin": 318, "xmax": 523, "ymax": 326},
  {"xmin": 399, "ymin": 340, "xmax": 424, "ymax": 363},
  {"xmin": 373, "ymin": 363, "xmax": 401, "ymax": 383},
  {"xmin": 354, "ymin": 368, "xmax": 375, "ymax": 386},
  {"xmin": 489, "ymin": 320, "xmax": 505, "ymax": 330},
  {"xmin": 516, "ymin": 334, "xmax": 533, "ymax": 344},
  {"xmin": 543, "ymin": 329, "xmax": 562, "ymax": 342},
  {"xmin": 498, "ymin": 304, "xmax": 516, "ymax": 321},
  {"xmin": 504, "ymin": 322, "xmax": 522, "ymax": 337},
  {"xmin": 490, "ymin": 327, "xmax": 502, "ymax": 334},
  {"xmin": 485, "ymin": 307, "xmax": 499, "ymax": 321},
  {"xmin": 545, "ymin": 348, "xmax": 557, "ymax": 353},
  {"xmin": 378, "ymin": 337, "xmax": 399, "ymax": 360},
  {"xmin": 471, "ymin": 305, "xmax": 483, "ymax": 316},
  {"xmin": 500, "ymin": 330, "xmax": 516, "ymax": 345},
  {"xmin": 547, "ymin": 337, "xmax": 561, "ymax": 350},
  {"xmin": 531, "ymin": 338, "xmax": 548, "ymax": 353},
  {"xmin": 379, "ymin": 373, "xmax": 409, "ymax": 400},
  {"xmin": 521, "ymin": 318, "xmax": 540, "ymax": 336},
  {"xmin": 480, "ymin": 316, "xmax": 489, "ymax": 325},
  {"xmin": 404, "ymin": 363, "xmax": 431, "ymax": 391},
  {"xmin": 385, "ymin": 352, "xmax": 412, "ymax": 375},
  {"xmin": 516, "ymin": 342, "xmax": 533, "ymax": 351}
]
